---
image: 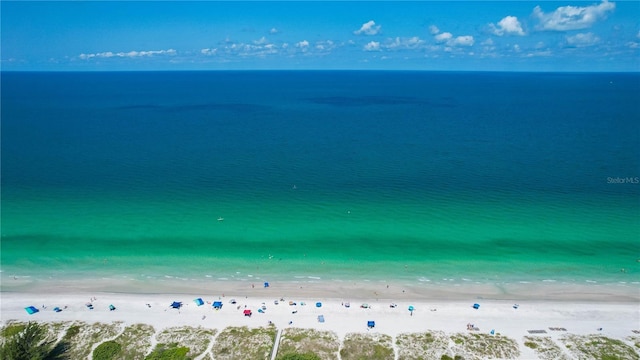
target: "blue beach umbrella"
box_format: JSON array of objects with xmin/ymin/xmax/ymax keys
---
[
  {"xmin": 25, "ymin": 306, "xmax": 39, "ymax": 315},
  {"xmin": 408, "ymin": 305, "xmax": 414, "ymax": 312}
]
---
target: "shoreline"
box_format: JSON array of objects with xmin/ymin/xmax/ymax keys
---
[{"xmin": 2, "ymin": 277, "xmax": 639, "ymax": 303}]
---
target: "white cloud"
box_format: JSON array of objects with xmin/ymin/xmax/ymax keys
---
[
  {"xmin": 201, "ymin": 48, "xmax": 217, "ymax": 56},
  {"xmin": 565, "ymin": 32, "xmax": 600, "ymax": 47},
  {"xmin": 490, "ymin": 16, "xmax": 525, "ymax": 36},
  {"xmin": 453, "ymin": 36, "xmax": 474, "ymax": 46},
  {"xmin": 533, "ymin": 0, "xmax": 615, "ymax": 31},
  {"xmin": 434, "ymin": 32, "xmax": 473, "ymax": 47},
  {"xmin": 254, "ymin": 37, "xmax": 268, "ymax": 45},
  {"xmin": 354, "ymin": 20, "xmax": 381, "ymax": 35},
  {"xmin": 429, "ymin": 25, "xmax": 440, "ymax": 35},
  {"xmin": 296, "ymin": 40, "xmax": 309, "ymax": 48},
  {"xmin": 364, "ymin": 41, "xmax": 381, "ymax": 51},
  {"xmin": 79, "ymin": 49, "xmax": 176, "ymax": 60},
  {"xmin": 434, "ymin": 32, "xmax": 453, "ymax": 43},
  {"xmin": 270, "ymin": 28, "xmax": 278, "ymax": 34}
]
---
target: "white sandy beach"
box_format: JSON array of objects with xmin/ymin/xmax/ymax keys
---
[{"xmin": 2, "ymin": 280, "xmax": 639, "ymax": 359}]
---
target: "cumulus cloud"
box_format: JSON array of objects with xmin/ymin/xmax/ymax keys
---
[
  {"xmin": 296, "ymin": 40, "xmax": 309, "ymax": 48},
  {"xmin": 429, "ymin": 25, "xmax": 440, "ymax": 35},
  {"xmin": 364, "ymin": 41, "xmax": 381, "ymax": 51},
  {"xmin": 453, "ymin": 36, "xmax": 474, "ymax": 46},
  {"xmin": 388, "ymin": 36, "xmax": 424, "ymax": 49},
  {"xmin": 354, "ymin": 20, "xmax": 381, "ymax": 35},
  {"xmin": 201, "ymin": 48, "xmax": 217, "ymax": 56},
  {"xmin": 270, "ymin": 28, "xmax": 279, "ymax": 34},
  {"xmin": 434, "ymin": 32, "xmax": 453, "ymax": 43},
  {"xmin": 490, "ymin": 16, "xmax": 525, "ymax": 36},
  {"xmin": 565, "ymin": 32, "xmax": 600, "ymax": 47},
  {"xmin": 79, "ymin": 49, "xmax": 176, "ymax": 60},
  {"xmin": 533, "ymin": 0, "xmax": 615, "ymax": 31},
  {"xmin": 434, "ymin": 31, "xmax": 473, "ymax": 47}
]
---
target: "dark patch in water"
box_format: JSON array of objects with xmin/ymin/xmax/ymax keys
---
[
  {"xmin": 305, "ymin": 95, "xmax": 457, "ymax": 108},
  {"xmin": 115, "ymin": 102, "xmax": 271, "ymax": 113}
]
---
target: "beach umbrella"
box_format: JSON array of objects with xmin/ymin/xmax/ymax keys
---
[
  {"xmin": 194, "ymin": 298, "xmax": 204, "ymax": 306},
  {"xmin": 171, "ymin": 301, "xmax": 182, "ymax": 309},
  {"xmin": 408, "ymin": 305, "xmax": 414, "ymax": 316},
  {"xmin": 316, "ymin": 302, "xmax": 322, "ymax": 308},
  {"xmin": 25, "ymin": 306, "xmax": 39, "ymax": 315}
]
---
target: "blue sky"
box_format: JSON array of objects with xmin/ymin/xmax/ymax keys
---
[{"xmin": 2, "ymin": 1, "xmax": 639, "ymax": 71}]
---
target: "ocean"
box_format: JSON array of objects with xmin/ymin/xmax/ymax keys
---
[{"xmin": 1, "ymin": 71, "xmax": 639, "ymax": 292}]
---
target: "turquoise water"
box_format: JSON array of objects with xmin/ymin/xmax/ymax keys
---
[{"xmin": 1, "ymin": 71, "xmax": 639, "ymax": 288}]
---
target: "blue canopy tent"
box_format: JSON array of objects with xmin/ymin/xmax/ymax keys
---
[
  {"xmin": 25, "ymin": 306, "xmax": 39, "ymax": 315},
  {"xmin": 316, "ymin": 302, "xmax": 322, "ymax": 308},
  {"xmin": 473, "ymin": 303, "xmax": 480, "ymax": 309},
  {"xmin": 194, "ymin": 298, "xmax": 204, "ymax": 306},
  {"xmin": 264, "ymin": 282, "xmax": 270, "ymax": 288},
  {"xmin": 367, "ymin": 320, "xmax": 375, "ymax": 328},
  {"xmin": 109, "ymin": 304, "xmax": 116, "ymax": 311},
  {"xmin": 213, "ymin": 301, "xmax": 223, "ymax": 309},
  {"xmin": 318, "ymin": 315, "xmax": 325, "ymax": 323},
  {"xmin": 171, "ymin": 301, "xmax": 182, "ymax": 309}
]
